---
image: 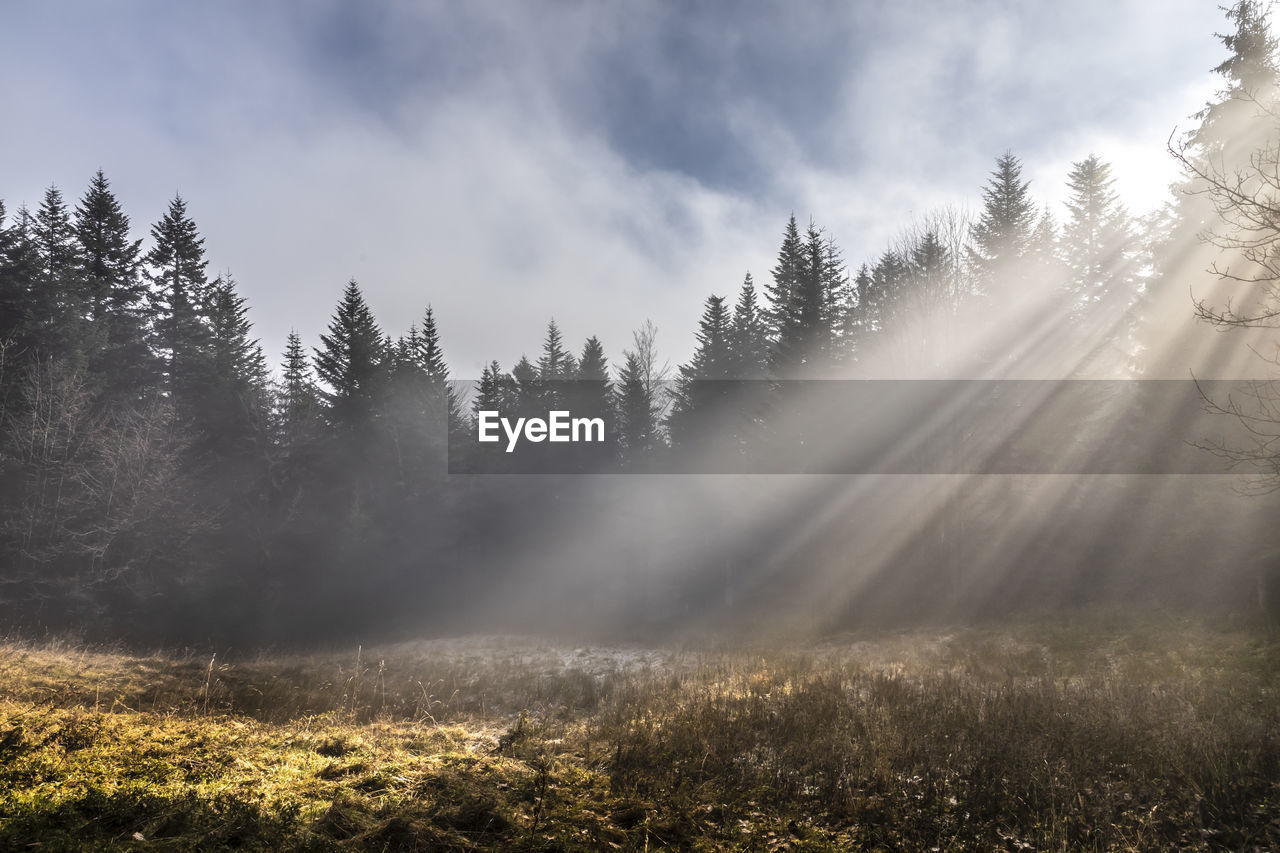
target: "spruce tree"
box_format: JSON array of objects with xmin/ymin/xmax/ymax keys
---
[
  {"xmin": 511, "ymin": 354, "xmax": 543, "ymax": 418},
  {"xmin": 145, "ymin": 195, "xmax": 211, "ymax": 416},
  {"xmin": 0, "ymin": 201, "xmax": 28, "ymax": 357},
  {"xmin": 206, "ymin": 275, "xmax": 267, "ymax": 392},
  {"xmin": 969, "ymin": 152, "xmax": 1037, "ymax": 292},
  {"xmin": 573, "ymin": 335, "xmax": 614, "ymax": 427},
  {"xmin": 839, "ymin": 263, "xmax": 873, "ymax": 367},
  {"xmin": 74, "ymin": 171, "xmax": 154, "ymax": 401},
  {"xmin": 669, "ymin": 294, "xmax": 733, "ymax": 446},
  {"xmin": 197, "ymin": 274, "xmax": 269, "ymax": 453},
  {"xmin": 1062, "ymin": 156, "xmax": 1137, "ymax": 368},
  {"xmin": 1191, "ymin": 0, "xmax": 1279, "ymax": 157},
  {"xmin": 728, "ymin": 273, "xmax": 769, "ymax": 378},
  {"xmin": 764, "ymin": 215, "xmax": 804, "ymax": 340},
  {"xmin": 615, "ymin": 350, "xmax": 659, "ymax": 466},
  {"xmin": 30, "ymin": 186, "xmax": 87, "ymax": 363},
  {"xmin": 313, "ymin": 279, "xmax": 387, "ymax": 429},
  {"xmin": 278, "ymin": 330, "xmax": 319, "ymax": 446},
  {"xmin": 772, "ymin": 221, "xmax": 837, "ymax": 377},
  {"xmin": 473, "ymin": 360, "xmax": 514, "ymax": 419},
  {"xmin": 1141, "ymin": 1, "xmax": 1280, "ymax": 376},
  {"xmin": 415, "ymin": 306, "xmax": 465, "ymax": 441},
  {"xmin": 537, "ymin": 318, "xmax": 576, "ymax": 380}
]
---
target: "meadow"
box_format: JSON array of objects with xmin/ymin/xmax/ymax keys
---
[{"xmin": 0, "ymin": 612, "xmax": 1276, "ymax": 851}]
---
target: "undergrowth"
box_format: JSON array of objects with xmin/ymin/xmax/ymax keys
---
[{"xmin": 0, "ymin": 614, "xmax": 1276, "ymax": 851}]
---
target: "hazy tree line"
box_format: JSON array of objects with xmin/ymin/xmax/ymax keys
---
[{"xmin": 1, "ymin": 2, "xmax": 1278, "ymax": 643}]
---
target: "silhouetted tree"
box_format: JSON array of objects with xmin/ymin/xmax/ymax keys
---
[
  {"xmin": 669, "ymin": 294, "xmax": 733, "ymax": 447},
  {"xmin": 969, "ymin": 152, "xmax": 1037, "ymax": 292},
  {"xmin": 764, "ymin": 215, "xmax": 804, "ymax": 340},
  {"xmin": 74, "ymin": 171, "xmax": 154, "ymax": 403},
  {"xmin": 29, "ymin": 186, "xmax": 87, "ymax": 365},
  {"xmin": 145, "ymin": 195, "xmax": 210, "ymax": 422},
  {"xmin": 277, "ymin": 330, "xmax": 320, "ymax": 448},
  {"xmin": 313, "ymin": 280, "xmax": 386, "ymax": 430},
  {"xmin": 728, "ymin": 273, "xmax": 769, "ymax": 378}
]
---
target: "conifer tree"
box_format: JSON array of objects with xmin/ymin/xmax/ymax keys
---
[
  {"xmin": 1143, "ymin": 1, "xmax": 1280, "ymax": 375},
  {"xmin": 0, "ymin": 201, "xmax": 29, "ymax": 359},
  {"xmin": 74, "ymin": 171, "xmax": 154, "ymax": 401},
  {"xmin": 615, "ymin": 350, "xmax": 659, "ymax": 465},
  {"xmin": 1062, "ymin": 155, "xmax": 1134, "ymax": 307},
  {"xmin": 838, "ymin": 263, "xmax": 873, "ymax": 367},
  {"xmin": 473, "ymin": 360, "xmax": 515, "ymax": 419},
  {"xmin": 206, "ymin": 275, "xmax": 267, "ymax": 392},
  {"xmin": 29, "ymin": 186, "xmax": 86, "ymax": 363},
  {"xmin": 278, "ymin": 330, "xmax": 319, "ymax": 446},
  {"xmin": 969, "ymin": 152, "xmax": 1037, "ymax": 292},
  {"xmin": 145, "ymin": 195, "xmax": 211, "ymax": 416},
  {"xmin": 194, "ymin": 274, "xmax": 269, "ymax": 453},
  {"xmin": 313, "ymin": 279, "xmax": 387, "ymax": 429},
  {"xmin": 537, "ymin": 318, "xmax": 576, "ymax": 380},
  {"xmin": 511, "ymin": 355, "xmax": 543, "ymax": 419},
  {"xmin": 764, "ymin": 215, "xmax": 804, "ymax": 340},
  {"xmin": 728, "ymin": 273, "xmax": 769, "ymax": 378},
  {"xmin": 1191, "ymin": 0, "xmax": 1279, "ymax": 157},
  {"xmin": 669, "ymin": 294, "xmax": 733, "ymax": 446},
  {"xmin": 573, "ymin": 335, "xmax": 614, "ymax": 426},
  {"xmin": 415, "ymin": 306, "xmax": 465, "ymax": 441},
  {"xmin": 772, "ymin": 221, "xmax": 838, "ymax": 377}
]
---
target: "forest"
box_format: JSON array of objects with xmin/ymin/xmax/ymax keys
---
[
  {"xmin": 3, "ymin": 5, "xmax": 1280, "ymax": 650},
  {"xmin": 3, "ymin": 3, "xmax": 1280, "ymax": 851}
]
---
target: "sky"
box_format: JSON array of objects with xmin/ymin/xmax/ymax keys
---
[{"xmin": 0, "ymin": 0, "xmax": 1233, "ymax": 374}]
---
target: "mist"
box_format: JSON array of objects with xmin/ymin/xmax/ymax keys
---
[{"xmin": 3, "ymin": 3, "xmax": 1280, "ymax": 849}]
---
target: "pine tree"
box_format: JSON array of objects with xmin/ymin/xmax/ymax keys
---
[
  {"xmin": 473, "ymin": 360, "xmax": 515, "ymax": 419},
  {"xmin": 0, "ymin": 202, "xmax": 34, "ymax": 408},
  {"xmin": 1060, "ymin": 156, "xmax": 1139, "ymax": 376},
  {"xmin": 728, "ymin": 273, "xmax": 769, "ymax": 378},
  {"xmin": 512, "ymin": 353, "xmax": 542, "ymax": 413},
  {"xmin": 772, "ymin": 221, "xmax": 838, "ymax": 377},
  {"xmin": 0, "ymin": 201, "xmax": 28, "ymax": 356},
  {"xmin": 1062, "ymin": 156, "xmax": 1133, "ymax": 306},
  {"xmin": 74, "ymin": 171, "xmax": 154, "ymax": 401},
  {"xmin": 416, "ymin": 308, "xmax": 448, "ymax": 380},
  {"xmin": 969, "ymin": 152, "xmax": 1037, "ymax": 292},
  {"xmin": 313, "ymin": 279, "xmax": 387, "ymax": 429},
  {"xmin": 29, "ymin": 186, "xmax": 87, "ymax": 363},
  {"xmin": 1192, "ymin": 0, "xmax": 1280, "ymax": 157},
  {"xmin": 206, "ymin": 275, "xmax": 267, "ymax": 392},
  {"xmin": 669, "ymin": 295, "xmax": 733, "ymax": 446},
  {"xmin": 278, "ymin": 330, "xmax": 319, "ymax": 445},
  {"xmin": 75, "ymin": 171, "xmax": 143, "ymax": 320},
  {"xmin": 1152, "ymin": 3, "xmax": 1280, "ymax": 343},
  {"xmin": 415, "ymin": 306, "xmax": 465, "ymax": 441},
  {"xmin": 573, "ymin": 335, "xmax": 613, "ymax": 425},
  {"xmin": 537, "ymin": 318, "xmax": 576, "ymax": 380},
  {"xmin": 821, "ymin": 234, "xmax": 851, "ymax": 364},
  {"xmin": 764, "ymin": 215, "xmax": 804, "ymax": 340},
  {"xmin": 145, "ymin": 195, "xmax": 211, "ymax": 415},
  {"xmin": 1142, "ymin": 1, "xmax": 1280, "ymax": 380},
  {"xmin": 196, "ymin": 274, "xmax": 269, "ymax": 453},
  {"xmin": 838, "ymin": 263, "xmax": 873, "ymax": 367},
  {"xmin": 615, "ymin": 350, "xmax": 660, "ymax": 466}
]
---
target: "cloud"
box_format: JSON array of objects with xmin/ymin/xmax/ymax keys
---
[{"xmin": 0, "ymin": 0, "xmax": 1235, "ymax": 373}]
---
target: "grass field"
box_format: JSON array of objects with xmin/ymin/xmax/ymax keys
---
[{"xmin": 0, "ymin": 613, "xmax": 1277, "ymax": 851}]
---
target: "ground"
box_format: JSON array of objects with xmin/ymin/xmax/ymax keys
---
[{"xmin": 0, "ymin": 612, "xmax": 1277, "ymax": 851}]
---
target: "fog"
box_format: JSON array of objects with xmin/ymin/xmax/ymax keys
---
[{"xmin": 2, "ymin": 4, "xmax": 1280, "ymax": 652}]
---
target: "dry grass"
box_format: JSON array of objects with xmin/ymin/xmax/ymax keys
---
[{"xmin": 0, "ymin": 612, "xmax": 1277, "ymax": 850}]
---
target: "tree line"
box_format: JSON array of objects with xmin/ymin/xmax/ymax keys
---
[{"xmin": 1, "ymin": 1, "xmax": 1278, "ymax": 642}]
